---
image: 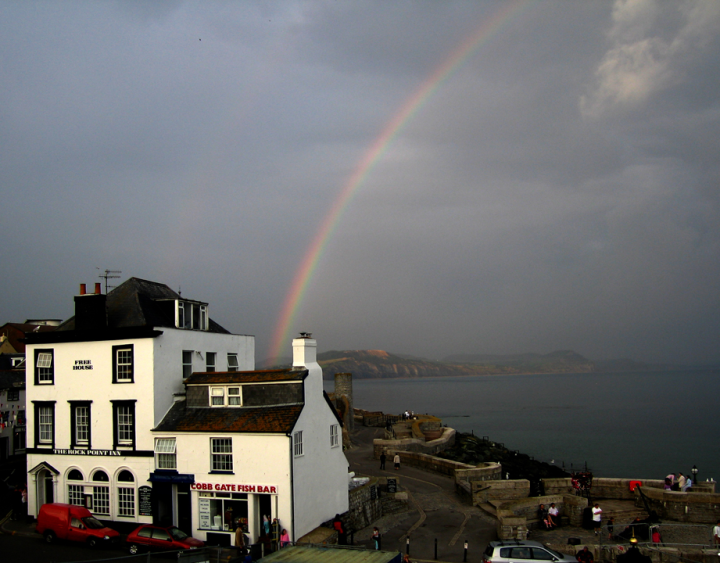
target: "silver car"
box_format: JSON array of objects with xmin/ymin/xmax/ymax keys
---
[{"xmin": 482, "ymin": 541, "xmax": 578, "ymax": 563}]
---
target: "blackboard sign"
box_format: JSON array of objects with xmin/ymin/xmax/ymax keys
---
[
  {"xmin": 138, "ymin": 486, "xmax": 153, "ymax": 516},
  {"xmin": 386, "ymin": 478, "xmax": 397, "ymax": 493}
]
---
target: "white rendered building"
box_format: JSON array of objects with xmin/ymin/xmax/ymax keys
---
[
  {"xmin": 152, "ymin": 335, "xmax": 349, "ymax": 546},
  {"xmin": 24, "ymin": 278, "xmax": 254, "ymax": 531}
]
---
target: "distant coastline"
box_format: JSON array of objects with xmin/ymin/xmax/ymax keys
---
[{"xmin": 276, "ymin": 348, "xmax": 690, "ymax": 380}]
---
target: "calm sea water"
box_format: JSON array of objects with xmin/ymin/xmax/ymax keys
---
[{"xmin": 325, "ymin": 369, "xmax": 720, "ymax": 481}]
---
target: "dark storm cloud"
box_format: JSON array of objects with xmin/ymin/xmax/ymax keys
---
[{"xmin": 1, "ymin": 1, "xmax": 718, "ymax": 364}]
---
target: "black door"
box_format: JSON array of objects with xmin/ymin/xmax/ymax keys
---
[{"xmin": 177, "ymin": 484, "xmax": 192, "ymax": 534}]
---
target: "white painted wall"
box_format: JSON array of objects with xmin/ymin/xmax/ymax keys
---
[
  {"xmin": 25, "ymin": 327, "xmax": 255, "ymax": 520},
  {"xmin": 155, "ymin": 430, "xmax": 293, "ymax": 544},
  {"xmin": 290, "ymin": 338, "xmax": 349, "ymax": 540}
]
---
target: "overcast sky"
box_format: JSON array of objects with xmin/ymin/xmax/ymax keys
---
[{"xmin": 2, "ymin": 0, "xmax": 719, "ymax": 365}]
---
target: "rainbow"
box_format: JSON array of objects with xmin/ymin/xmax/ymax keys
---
[{"xmin": 269, "ymin": 0, "xmax": 530, "ymax": 363}]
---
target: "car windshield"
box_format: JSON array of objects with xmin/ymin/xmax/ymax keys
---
[
  {"xmin": 169, "ymin": 527, "xmax": 188, "ymax": 541},
  {"xmin": 83, "ymin": 517, "xmax": 105, "ymax": 530}
]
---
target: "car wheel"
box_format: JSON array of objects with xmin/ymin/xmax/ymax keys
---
[
  {"xmin": 128, "ymin": 544, "xmax": 139, "ymax": 555},
  {"xmin": 87, "ymin": 537, "xmax": 98, "ymax": 548},
  {"xmin": 44, "ymin": 530, "xmax": 56, "ymax": 544}
]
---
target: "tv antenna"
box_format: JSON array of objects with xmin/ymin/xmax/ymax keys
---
[{"xmin": 98, "ymin": 269, "xmax": 122, "ymax": 293}]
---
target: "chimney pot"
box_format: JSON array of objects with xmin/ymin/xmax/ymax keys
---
[
  {"xmin": 79, "ymin": 284, "xmax": 87, "ymax": 295},
  {"xmin": 95, "ymin": 283, "xmax": 102, "ymax": 294}
]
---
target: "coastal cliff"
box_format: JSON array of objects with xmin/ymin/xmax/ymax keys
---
[{"xmin": 309, "ymin": 349, "xmax": 671, "ymax": 379}]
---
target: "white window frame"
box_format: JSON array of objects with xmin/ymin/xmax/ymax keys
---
[
  {"xmin": 75, "ymin": 405, "xmax": 89, "ymax": 445},
  {"xmin": 227, "ymin": 353, "xmax": 239, "ymax": 372},
  {"xmin": 37, "ymin": 352, "xmax": 53, "ymax": 383},
  {"xmin": 68, "ymin": 484, "xmax": 84, "ymax": 506},
  {"xmin": 210, "ymin": 387, "xmax": 225, "ymax": 406},
  {"xmin": 38, "ymin": 406, "xmax": 53, "ymax": 443},
  {"xmin": 228, "ymin": 387, "xmax": 242, "ymax": 406},
  {"xmin": 116, "ymin": 405, "xmax": 133, "ymax": 445},
  {"xmin": 331, "ymin": 424, "xmax": 339, "ymax": 448},
  {"xmin": 155, "ymin": 438, "xmax": 177, "ymax": 469},
  {"xmin": 176, "ymin": 300, "xmax": 209, "ymax": 331},
  {"xmin": 293, "ymin": 431, "xmax": 303, "ymax": 457},
  {"xmin": 210, "ymin": 438, "xmax": 233, "ymax": 472},
  {"xmin": 115, "ymin": 347, "xmax": 133, "ymax": 382},
  {"xmin": 117, "ymin": 487, "xmax": 135, "ymax": 517},
  {"xmin": 206, "ymin": 352, "xmax": 216, "ymax": 372},
  {"xmin": 182, "ymin": 350, "xmax": 193, "ymax": 378},
  {"xmin": 93, "ymin": 485, "xmax": 110, "ymax": 516}
]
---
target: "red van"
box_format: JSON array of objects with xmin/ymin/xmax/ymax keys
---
[{"xmin": 36, "ymin": 503, "xmax": 120, "ymax": 547}]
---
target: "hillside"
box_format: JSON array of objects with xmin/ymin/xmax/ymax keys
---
[{"xmin": 313, "ymin": 349, "xmax": 672, "ymax": 380}]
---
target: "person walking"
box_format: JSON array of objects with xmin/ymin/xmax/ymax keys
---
[
  {"xmin": 592, "ymin": 503, "xmax": 602, "ymax": 536},
  {"xmin": 372, "ymin": 527, "xmax": 381, "ymax": 550},
  {"xmin": 394, "ymin": 453, "xmax": 401, "ymax": 470},
  {"xmin": 380, "ymin": 451, "xmax": 386, "ymax": 470}
]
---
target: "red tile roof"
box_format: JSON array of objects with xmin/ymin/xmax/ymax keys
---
[{"xmin": 154, "ymin": 402, "xmax": 303, "ymax": 434}]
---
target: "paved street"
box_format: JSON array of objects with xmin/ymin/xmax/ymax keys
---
[{"xmin": 345, "ymin": 425, "xmax": 497, "ymax": 562}]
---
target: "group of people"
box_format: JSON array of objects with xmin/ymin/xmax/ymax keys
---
[
  {"xmin": 664, "ymin": 472, "xmax": 692, "ymax": 491},
  {"xmin": 379, "ymin": 451, "xmax": 402, "ymax": 470},
  {"xmin": 537, "ymin": 503, "xmax": 561, "ymax": 530}
]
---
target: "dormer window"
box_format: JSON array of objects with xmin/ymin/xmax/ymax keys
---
[
  {"xmin": 209, "ymin": 386, "xmax": 242, "ymax": 407},
  {"xmin": 176, "ymin": 300, "xmax": 208, "ymax": 331}
]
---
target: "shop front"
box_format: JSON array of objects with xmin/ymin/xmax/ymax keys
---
[{"xmin": 190, "ymin": 480, "xmax": 280, "ymax": 547}]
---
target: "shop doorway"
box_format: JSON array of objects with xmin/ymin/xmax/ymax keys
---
[
  {"xmin": 153, "ymin": 483, "xmax": 173, "ymax": 527},
  {"xmin": 177, "ymin": 484, "xmax": 191, "ymax": 534}
]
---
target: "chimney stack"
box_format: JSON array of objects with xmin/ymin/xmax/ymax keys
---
[{"xmin": 74, "ymin": 283, "xmax": 107, "ymax": 331}]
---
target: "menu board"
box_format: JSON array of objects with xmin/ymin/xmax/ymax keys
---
[
  {"xmin": 198, "ymin": 497, "xmax": 211, "ymax": 530},
  {"xmin": 138, "ymin": 486, "xmax": 153, "ymax": 516}
]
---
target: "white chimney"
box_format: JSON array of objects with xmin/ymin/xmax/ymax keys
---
[{"xmin": 292, "ymin": 332, "xmax": 317, "ymax": 367}]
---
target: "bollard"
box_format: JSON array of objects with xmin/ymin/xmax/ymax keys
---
[
  {"xmin": 435, "ymin": 537, "xmax": 438, "ymax": 560},
  {"xmin": 464, "ymin": 540, "xmax": 468, "ymax": 562},
  {"xmin": 407, "ymin": 536, "xmax": 410, "ymax": 555}
]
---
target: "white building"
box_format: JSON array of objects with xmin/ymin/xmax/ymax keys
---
[
  {"xmin": 24, "ymin": 278, "xmax": 254, "ymax": 531},
  {"xmin": 152, "ymin": 335, "xmax": 349, "ymax": 547}
]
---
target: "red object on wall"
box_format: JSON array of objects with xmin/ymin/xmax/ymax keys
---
[{"xmin": 629, "ymin": 480, "xmax": 643, "ymax": 491}]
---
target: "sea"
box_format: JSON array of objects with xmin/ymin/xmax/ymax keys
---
[{"xmin": 324, "ymin": 369, "xmax": 720, "ymax": 481}]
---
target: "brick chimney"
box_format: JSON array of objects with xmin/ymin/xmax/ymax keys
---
[{"xmin": 74, "ymin": 283, "xmax": 107, "ymax": 331}]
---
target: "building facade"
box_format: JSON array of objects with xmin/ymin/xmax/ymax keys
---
[
  {"xmin": 152, "ymin": 335, "xmax": 349, "ymax": 546},
  {"xmin": 24, "ymin": 278, "xmax": 254, "ymax": 529}
]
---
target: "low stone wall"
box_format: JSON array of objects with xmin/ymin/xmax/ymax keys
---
[
  {"xmin": 387, "ymin": 449, "xmax": 474, "ymax": 477},
  {"xmin": 636, "ymin": 485, "xmax": 720, "ymax": 523},
  {"xmin": 456, "ymin": 463, "xmax": 502, "ymax": 484},
  {"xmin": 495, "ymin": 494, "xmax": 588, "ymax": 539},
  {"xmin": 542, "ymin": 477, "xmax": 665, "ymax": 499},
  {"xmin": 373, "ymin": 427, "xmax": 456, "ymax": 458},
  {"xmin": 345, "ymin": 476, "xmax": 383, "ymax": 532},
  {"xmin": 472, "ymin": 479, "xmax": 530, "ymax": 503}
]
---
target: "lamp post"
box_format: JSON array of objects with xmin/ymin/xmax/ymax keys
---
[{"xmin": 691, "ymin": 465, "xmax": 698, "ymax": 484}]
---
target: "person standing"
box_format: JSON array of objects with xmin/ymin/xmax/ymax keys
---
[
  {"xmin": 372, "ymin": 527, "xmax": 381, "ymax": 550},
  {"xmin": 576, "ymin": 547, "xmax": 594, "ymax": 563},
  {"xmin": 394, "ymin": 453, "xmax": 401, "ymax": 470},
  {"xmin": 592, "ymin": 503, "xmax": 602, "ymax": 536},
  {"xmin": 380, "ymin": 451, "xmax": 386, "ymax": 470},
  {"xmin": 607, "ymin": 517, "xmax": 615, "ymax": 540},
  {"xmin": 280, "ymin": 528, "xmax": 290, "ymax": 547},
  {"xmin": 677, "ymin": 473, "xmax": 686, "ymax": 491},
  {"xmin": 713, "ymin": 520, "xmax": 720, "ymax": 546}
]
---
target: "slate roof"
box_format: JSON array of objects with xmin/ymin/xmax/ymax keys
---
[
  {"xmin": 185, "ymin": 369, "xmax": 307, "ymax": 385},
  {"xmin": 27, "ymin": 277, "xmax": 233, "ymax": 343},
  {"xmin": 154, "ymin": 402, "xmax": 303, "ymax": 434}
]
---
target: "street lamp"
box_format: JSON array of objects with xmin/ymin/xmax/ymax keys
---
[{"xmin": 691, "ymin": 465, "xmax": 698, "ymax": 484}]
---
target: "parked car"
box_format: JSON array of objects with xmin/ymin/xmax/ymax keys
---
[
  {"xmin": 126, "ymin": 524, "xmax": 204, "ymax": 554},
  {"xmin": 483, "ymin": 540, "xmax": 578, "ymax": 563},
  {"xmin": 36, "ymin": 503, "xmax": 120, "ymax": 547}
]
